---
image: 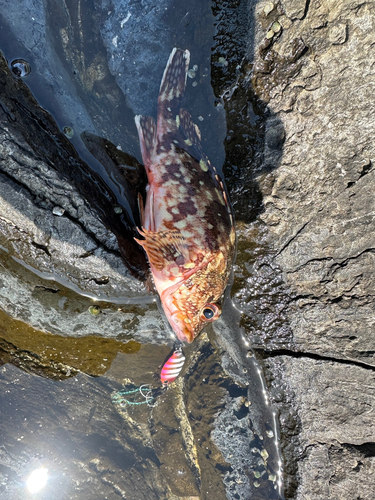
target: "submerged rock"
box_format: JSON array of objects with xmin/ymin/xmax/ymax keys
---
[
  {"xmin": 0, "ymin": 3, "xmax": 283, "ymax": 500},
  {"xmin": 1, "ymin": 0, "xmax": 373, "ymax": 498}
]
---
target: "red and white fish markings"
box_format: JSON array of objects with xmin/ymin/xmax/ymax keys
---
[{"xmin": 135, "ymin": 48, "xmax": 236, "ymax": 343}]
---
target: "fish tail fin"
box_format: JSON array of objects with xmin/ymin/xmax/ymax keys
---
[
  {"xmin": 157, "ymin": 48, "xmax": 190, "ymax": 127},
  {"xmin": 135, "ymin": 115, "xmax": 156, "ymax": 167}
]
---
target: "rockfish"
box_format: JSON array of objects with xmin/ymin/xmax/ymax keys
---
[{"xmin": 135, "ymin": 48, "xmax": 235, "ymax": 343}]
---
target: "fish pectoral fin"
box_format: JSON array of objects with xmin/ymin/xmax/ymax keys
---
[
  {"xmin": 135, "ymin": 228, "xmax": 188, "ymax": 271},
  {"xmin": 135, "ymin": 115, "xmax": 156, "ymax": 167}
]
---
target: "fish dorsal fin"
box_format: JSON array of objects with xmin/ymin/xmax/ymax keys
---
[
  {"xmin": 135, "ymin": 228, "xmax": 189, "ymax": 271},
  {"xmin": 214, "ymin": 173, "xmax": 235, "ymax": 228},
  {"xmin": 176, "ymin": 108, "xmax": 204, "ymax": 161},
  {"xmin": 157, "ymin": 48, "xmax": 190, "ymax": 133},
  {"xmin": 135, "ymin": 115, "xmax": 156, "ymax": 167}
]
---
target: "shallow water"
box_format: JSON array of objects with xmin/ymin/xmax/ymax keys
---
[{"xmin": 0, "ymin": 0, "xmax": 286, "ymax": 498}]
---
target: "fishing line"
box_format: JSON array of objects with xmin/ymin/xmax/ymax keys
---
[
  {"xmin": 112, "ymin": 384, "xmax": 167, "ymax": 408},
  {"xmin": 112, "ymin": 343, "xmax": 186, "ymax": 408}
]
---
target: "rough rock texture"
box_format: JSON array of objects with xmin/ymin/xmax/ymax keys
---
[
  {"xmin": 265, "ymin": 357, "xmax": 375, "ymax": 500},
  {"xmin": 253, "ymin": 0, "xmax": 375, "ymax": 365},
  {"xmin": 246, "ymin": 0, "xmax": 375, "ymax": 497},
  {"xmin": 0, "ymin": 0, "xmax": 374, "ymax": 498}
]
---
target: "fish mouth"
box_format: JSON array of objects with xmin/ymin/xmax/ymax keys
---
[
  {"xmin": 161, "ymin": 297, "xmax": 195, "ymax": 343},
  {"xmin": 159, "ymin": 258, "xmax": 218, "ymax": 343}
]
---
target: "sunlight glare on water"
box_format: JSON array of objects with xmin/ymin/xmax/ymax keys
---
[
  {"xmin": 26, "ymin": 468, "xmax": 48, "ymax": 494},
  {"xmin": 0, "ymin": 0, "xmax": 286, "ymax": 498}
]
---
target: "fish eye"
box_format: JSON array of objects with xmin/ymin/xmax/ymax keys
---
[
  {"xmin": 201, "ymin": 304, "xmax": 220, "ymax": 322},
  {"xmin": 203, "ymin": 308, "xmax": 214, "ymax": 319}
]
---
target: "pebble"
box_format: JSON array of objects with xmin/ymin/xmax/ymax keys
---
[
  {"xmin": 272, "ymin": 21, "xmax": 281, "ymax": 33},
  {"xmin": 63, "ymin": 126, "xmax": 74, "ymax": 139},
  {"xmin": 89, "ymin": 305, "xmax": 101, "ymax": 316},
  {"xmin": 218, "ymin": 56, "xmax": 228, "ymax": 67},
  {"xmin": 263, "ymin": 2, "xmax": 274, "ymax": 16},
  {"xmin": 52, "ymin": 206, "xmax": 65, "ymax": 216},
  {"xmin": 10, "ymin": 59, "xmax": 31, "ymax": 77}
]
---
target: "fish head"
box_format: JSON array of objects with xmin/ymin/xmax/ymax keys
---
[{"xmin": 161, "ymin": 252, "xmax": 229, "ymax": 343}]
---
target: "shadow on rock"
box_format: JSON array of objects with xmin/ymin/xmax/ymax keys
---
[
  {"xmin": 0, "ymin": 51, "xmax": 149, "ymax": 282},
  {"xmin": 212, "ymin": 0, "xmax": 285, "ymax": 225}
]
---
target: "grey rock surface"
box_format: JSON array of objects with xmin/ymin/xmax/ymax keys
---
[
  {"xmin": 0, "ymin": 0, "xmax": 373, "ymax": 498},
  {"xmin": 100, "ymin": 0, "xmax": 174, "ymax": 116},
  {"xmin": 265, "ymin": 357, "xmax": 375, "ymax": 500},
  {"xmin": 0, "ymin": 49, "xmax": 166, "ymax": 344},
  {"xmin": 245, "ymin": 0, "xmax": 375, "ymax": 497}
]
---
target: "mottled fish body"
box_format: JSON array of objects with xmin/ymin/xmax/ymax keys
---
[{"xmin": 135, "ymin": 48, "xmax": 235, "ymax": 342}]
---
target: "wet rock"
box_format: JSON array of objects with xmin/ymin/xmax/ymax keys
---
[
  {"xmin": 99, "ymin": 0, "xmax": 174, "ymax": 117},
  {"xmin": 281, "ymin": 0, "xmax": 307, "ymax": 21},
  {"xmin": 0, "ymin": 46, "xmax": 160, "ymax": 346},
  {"xmin": 265, "ymin": 357, "xmax": 375, "ymax": 499},
  {"xmin": 0, "ymin": 363, "xmax": 175, "ymax": 500},
  {"xmin": 0, "ymin": 0, "xmax": 144, "ymax": 164},
  {"xmin": 0, "ymin": 337, "xmax": 281, "ymax": 500},
  {"xmin": 247, "ymin": 0, "xmax": 375, "ymax": 497},
  {"xmin": 0, "ymin": 48, "xmax": 149, "ymax": 280},
  {"xmin": 0, "ymin": 243, "xmax": 167, "ymax": 348},
  {"xmin": 43, "ymin": 0, "xmax": 226, "ymax": 169}
]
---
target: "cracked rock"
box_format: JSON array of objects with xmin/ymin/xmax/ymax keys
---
[
  {"xmin": 265, "ymin": 357, "xmax": 375, "ymax": 499},
  {"xmin": 250, "ymin": 0, "xmax": 375, "ymax": 497}
]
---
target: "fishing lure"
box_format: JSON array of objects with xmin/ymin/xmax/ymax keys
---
[
  {"xmin": 160, "ymin": 347, "xmax": 186, "ymax": 385},
  {"xmin": 112, "ymin": 347, "xmax": 186, "ymax": 408}
]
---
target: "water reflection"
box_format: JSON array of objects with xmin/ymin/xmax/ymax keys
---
[
  {"xmin": 26, "ymin": 468, "xmax": 48, "ymax": 494},
  {"xmin": 0, "ymin": 0, "xmax": 286, "ymax": 498},
  {"xmin": 0, "ymin": 320, "xmax": 284, "ymax": 499}
]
